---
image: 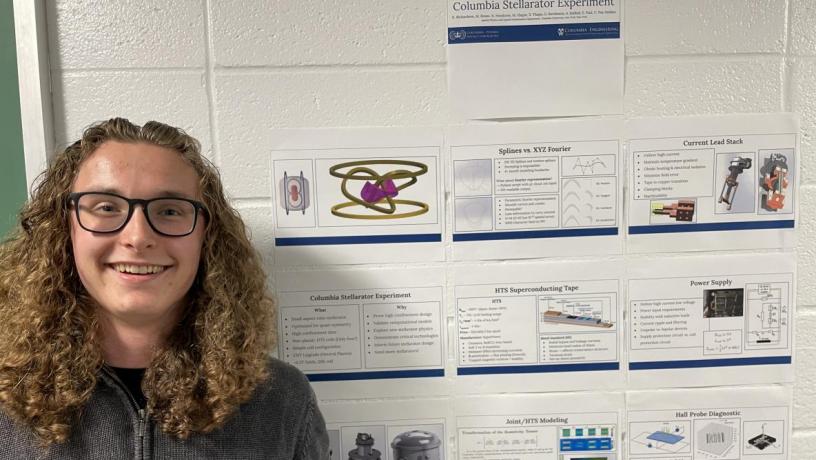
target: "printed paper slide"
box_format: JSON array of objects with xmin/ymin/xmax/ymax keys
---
[
  {"xmin": 627, "ymin": 386, "xmax": 791, "ymax": 460},
  {"xmin": 626, "ymin": 114, "xmax": 798, "ymax": 253},
  {"xmin": 449, "ymin": 119, "xmax": 623, "ymax": 260},
  {"xmin": 322, "ymin": 399, "xmax": 449, "ymax": 460},
  {"xmin": 447, "ymin": 0, "xmax": 623, "ymax": 119},
  {"xmin": 453, "ymin": 259, "xmax": 623, "ymax": 393},
  {"xmin": 627, "ymin": 253, "xmax": 794, "ymax": 389},
  {"xmin": 456, "ymin": 392, "xmax": 623, "ymax": 460},
  {"xmin": 274, "ymin": 267, "xmax": 447, "ymax": 399},
  {"xmin": 270, "ymin": 127, "xmax": 444, "ymax": 265}
]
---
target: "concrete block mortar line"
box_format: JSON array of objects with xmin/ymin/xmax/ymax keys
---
[
  {"xmin": 231, "ymin": 197, "xmax": 274, "ymax": 209},
  {"xmin": 794, "ymin": 428, "xmax": 816, "ymax": 440},
  {"xmin": 625, "ymin": 53, "xmax": 787, "ymax": 63},
  {"xmin": 60, "ymin": 68, "xmax": 206, "ymax": 75},
  {"xmin": 783, "ymin": 0, "xmax": 793, "ymax": 112},
  {"xmin": 203, "ymin": 0, "xmax": 221, "ymax": 167},
  {"xmin": 784, "ymin": 57, "xmax": 794, "ymax": 113},
  {"xmin": 212, "ymin": 62, "xmax": 446, "ymax": 75},
  {"xmin": 784, "ymin": 0, "xmax": 792, "ymax": 55}
]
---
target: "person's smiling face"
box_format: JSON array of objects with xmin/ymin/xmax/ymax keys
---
[{"xmin": 70, "ymin": 141, "xmax": 205, "ymax": 329}]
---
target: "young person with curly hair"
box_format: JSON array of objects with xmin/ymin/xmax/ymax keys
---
[{"xmin": 0, "ymin": 118, "xmax": 329, "ymax": 459}]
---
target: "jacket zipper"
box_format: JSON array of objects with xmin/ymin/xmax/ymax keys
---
[
  {"xmin": 138, "ymin": 408, "xmax": 147, "ymax": 458},
  {"xmin": 101, "ymin": 366, "xmax": 148, "ymax": 459}
]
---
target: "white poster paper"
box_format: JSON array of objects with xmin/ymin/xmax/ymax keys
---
[
  {"xmin": 274, "ymin": 267, "xmax": 447, "ymax": 399},
  {"xmin": 627, "ymin": 253, "xmax": 795, "ymax": 389},
  {"xmin": 449, "ymin": 119, "xmax": 623, "ymax": 260},
  {"xmin": 270, "ymin": 128, "xmax": 444, "ymax": 265},
  {"xmin": 447, "ymin": 0, "xmax": 623, "ymax": 119},
  {"xmin": 455, "ymin": 392, "xmax": 623, "ymax": 460},
  {"xmin": 453, "ymin": 260, "xmax": 624, "ymax": 393},
  {"xmin": 627, "ymin": 386, "xmax": 791, "ymax": 460},
  {"xmin": 322, "ymin": 399, "xmax": 450, "ymax": 460},
  {"xmin": 626, "ymin": 114, "xmax": 799, "ymax": 253}
]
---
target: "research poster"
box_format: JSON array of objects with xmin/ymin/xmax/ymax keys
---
[
  {"xmin": 447, "ymin": 0, "xmax": 623, "ymax": 119},
  {"xmin": 627, "ymin": 253, "xmax": 795, "ymax": 389},
  {"xmin": 269, "ymin": 128, "xmax": 444, "ymax": 265},
  {"xmin": 321, "ymin": 399, "xmax": 449, "ymax": 460},
  {"xmin": 627, "ymin": 386, "xmax": 791, "ymax": 460},
  {"xmin": 453, "ymin": 259, "xmax": 624, "ymax": 393},
  {"xmin": 626, "ymin": 114, "xmax": 798, "ymax": 253},
  {"xmin": 455, "ymin": 392, "xmax": 623, "ymax": 460},
  {"xmin": 274, "ymin": 267, "xmax": 447, "ymax": 399},
  {"xmin": 448, "ymin": 119, "xmax": 623, "ymax": 260}
]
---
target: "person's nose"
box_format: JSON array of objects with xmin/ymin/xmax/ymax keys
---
[{"xmin": 118, "ymin": 205, "xmax": 157, "ymax": 250}]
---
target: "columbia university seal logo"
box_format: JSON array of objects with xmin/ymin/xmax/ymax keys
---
[{"xmin": 449, "ymin": 30, "xmax": 467, "ymax": 41}]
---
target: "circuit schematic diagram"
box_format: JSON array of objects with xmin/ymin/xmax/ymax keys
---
[{"xmin": 745, "ymin": 282, "xmax": 789, "ymax": 349}]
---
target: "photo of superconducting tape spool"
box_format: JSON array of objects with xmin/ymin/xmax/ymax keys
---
[
  {"xmin": 279, "ymin": 171, "xmax": 310, "ymax": 215},
  {"xmin": 391, "ymin": 430, "xmax": 441, "ymax": 460},
  {"xmin": 329, "ymin": 160, "xmax": 429, "ymax": 219},
  {"xmin": 542, "ymin": 310, "xmax": 613, "ymax": 328}
]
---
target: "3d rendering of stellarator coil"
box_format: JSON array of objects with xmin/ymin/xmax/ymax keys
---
[
  {"xmin": 329, "ymin": 160, "xmax": 429, "ymax": 220},
  {"xmin": 391, "ymin": 430, "xmax": 441, "ymax": 460}
]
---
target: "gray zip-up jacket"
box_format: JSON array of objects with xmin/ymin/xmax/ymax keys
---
[{"xmin": 0, "ymin": 358, "xmax": 330, "ymax": 459}]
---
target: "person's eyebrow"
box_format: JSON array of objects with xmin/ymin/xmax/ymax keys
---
[
  {"xmin": 72, "ymin": 186, "xmax": 124, "ymax": 195},
  {"xmin": 152, "ymin": 190, "xmax": 197, "ymax": 199},
  {"xmin": 75, "ymin": 187, "xmax": 196, "ymax": 199}
]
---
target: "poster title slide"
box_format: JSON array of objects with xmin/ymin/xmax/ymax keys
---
[
  {"xmin": 682, "ymin": 137, "xmax": 744, "ymax": 147},
  {"xmin": 675, "ymin": 410, "xmax": 742, "ymax": 419},
  {"xmin": 309, "ymin": 292, "xmax": 413, "ymax": 302},
  {"xmin": 498, "ymin": 144, "xmax": 572, "ymax": 155},
  {"xmin": 690, "ymin": 278, "xmax": 733, "ymax": 288},
  {"xmin": 495, "ymin": 285, "xmax": 580, "ymax": 294},
  {"xmin": 505, "ymin": 416, "xmax": 569, "ymax": 425},
  {"xmin": 453, "ymin": 0, "xmax": 615, "ymax": 11}
]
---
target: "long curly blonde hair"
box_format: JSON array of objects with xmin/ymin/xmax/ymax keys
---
[{"xmin": 0, "ymin": 118, "xmax": 275, "ymax": 445}]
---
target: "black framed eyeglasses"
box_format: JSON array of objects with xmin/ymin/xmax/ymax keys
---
[{"xmin": 68, "ymin": 192, "xmax": 207, "ymax": 237}]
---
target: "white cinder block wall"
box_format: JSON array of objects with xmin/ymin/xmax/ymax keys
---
[{"xmin": 42, "ymin": 0, "xmax": 816, "ymax": 456}]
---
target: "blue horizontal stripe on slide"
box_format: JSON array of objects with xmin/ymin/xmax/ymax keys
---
[
  {"xmin": 629, "ymin": 356, "xmax": 791, "ymax": 371},
  {"xmin": 453, "ymin": 227, "xmax": 617, "ymax": 242},
  {"xmin": 447, "ymin": 22, "xmax": 620, "ymax": 44},
  {"xmin": 628, "ymin": 220, "xmax": 794, "ymax": 235},
  {"xmin": 306, "ymin": 368, "xmax": 444, "ymax": 382},
  {"xmin": 276, "ymin": 233, "xmax": 441, "ymax": 246},
  {"xmin": 457, "ymin": 362, "xmax": 619, "ymax": 376}
]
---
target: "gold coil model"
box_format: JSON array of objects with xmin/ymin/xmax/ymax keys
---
[{"xmin": 329, "ymin": 159, "xmax": 429, "ymax": 219}]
